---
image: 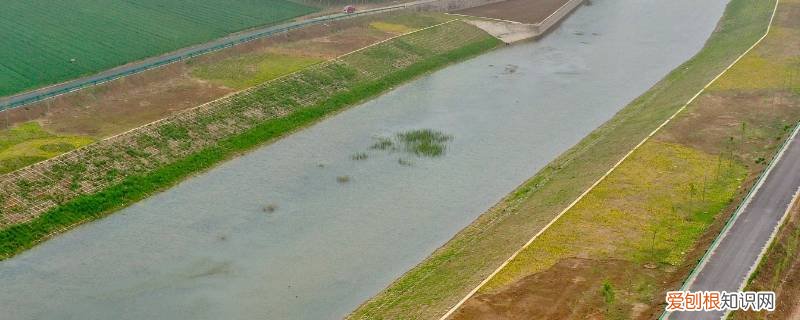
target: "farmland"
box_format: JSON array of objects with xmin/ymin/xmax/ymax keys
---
[
  {"xmin": 0, "ymin": 20, "xmax": 501, "ymax": 259},
  {"xmin": 0, "ymin": 0, "xmax": 317, "ymax": 98}
]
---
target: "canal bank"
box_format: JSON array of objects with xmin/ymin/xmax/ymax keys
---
[
  {"xmin": 354, "ymin": 0, "xmax": 784, "ymax": 318},
  {"xmin": 0, "ymin": 0, "xmax": 730, "ymax": 319}
]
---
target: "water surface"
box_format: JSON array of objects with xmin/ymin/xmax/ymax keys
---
[{"xmin": 0, "ymin": 0, "xmax": 729, "ymax": 318}]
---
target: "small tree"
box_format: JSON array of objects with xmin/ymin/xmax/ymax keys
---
[{"xmin": 602, "ymin": 280, "xmax": 616, "ymax": 312}]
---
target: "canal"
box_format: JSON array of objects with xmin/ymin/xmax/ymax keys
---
[{"xmin": 0, "ymin": 0, "xmax": 729, "ymax": 318}]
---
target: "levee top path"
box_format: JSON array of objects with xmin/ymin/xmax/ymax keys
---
[
  {"xmin": 0, "ymin": 0, "xmax": 437, "ymax": 112},
  {"xmin": 452, "ymin": 0, "xmax": 570, "ymax": 24}
]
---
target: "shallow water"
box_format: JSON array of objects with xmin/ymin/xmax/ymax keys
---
[{"xmin": 0, "ymin": 0, "xmax": 729, "ymax": 318}]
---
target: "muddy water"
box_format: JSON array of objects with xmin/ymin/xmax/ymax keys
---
[{"xmin": 0, "ymin": 0, "xmax": 729, "ymax": 319}]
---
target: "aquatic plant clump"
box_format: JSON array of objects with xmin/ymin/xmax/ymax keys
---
[
  {"xmin": 370, "ymin": 137, "xmax": 395, "ymax": 151},
  {"xmin": 397, "ymin": 129, "xmax": 453, "ymax": 157},
  {"xmin": 369, "ymin": 129, "xmax": 453, "ymax": 158}
]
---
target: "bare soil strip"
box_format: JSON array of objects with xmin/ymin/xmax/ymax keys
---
[{"xmin": 452, "ymin": 0, "xmax": 570, "ymax": 24}]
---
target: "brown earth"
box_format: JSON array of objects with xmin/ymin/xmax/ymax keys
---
[
  {"xmin": 775, "ymin": 2, "xmax": 800, "ymax": 29},
  {"xmin": 732, "ymin": 199, "xmax": 800, "ymax": 320},
  {"xmin": 450, "ymin": 185, "xmax": 752, "ymax": 320},
  {"xmin": 453, "ymin": 258, "xmax": 663, "ymax": 320},
  {"xmin": 452, "ymin": 0, "xmax": 570, "ymax": 24},
  {"xmin": 0, "ymin": 12, "xmax": 426, "ymax": 138},
  {"xmin": 656, "ymin": 90, "xmax": 800, "ymax": 164}
]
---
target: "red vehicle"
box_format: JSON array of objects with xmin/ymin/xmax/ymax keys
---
[{"xmin": 343, "ymin": 5, "xmax": 356, "ymax": 14}]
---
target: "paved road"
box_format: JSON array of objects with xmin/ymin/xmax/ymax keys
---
[
  {"xmin": 668, "ymin": 125, "xmax": 800, "ymax": 320},
  {"xmin": 0, "ymin": 0, "xmax": 437, "ymax": 111}
]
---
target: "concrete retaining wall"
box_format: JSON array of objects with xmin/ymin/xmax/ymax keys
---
[
  {"xmin": 457, "ymin": 0, "xmax": 585, "ymax": 43},
  {"xmin": 463, "ymin": 19, "xmax": 538, "ymax": 43},
  {"xmin": 534, "ymin": 0, "xmax": 585, "ymax": 36}
]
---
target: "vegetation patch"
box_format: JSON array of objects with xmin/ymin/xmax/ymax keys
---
[
  {"xmin": 710, "ymin": 53, "xmax": 795, "ymax": 91},
  {"xmin": 483, "ymin": 142, "xmax": 746, "ymax": 291},
  {"xmin": 369, "ymin": 129, "xmax": 453, "ymax": 158},
  {"xmin": 0, "ymin": 122, "xmax": 93, "ymax": 174},
  {"xmin": 370, "ymin": 22, "xmax": 414, "ymax": 34},
  {"xmin": 38, "ymin": 142, "xmax": 75, "ymax": 153},
  {"xmin": 396, "ymin": 129, "xmax": 453, "ymax": 157},
  {"xmin": 337, "ymin": 175, "xmax": 351, "ymax": 183},
  {"xmin": 190, "ymin": 52, "xmax": 323, "ymax": 89}
]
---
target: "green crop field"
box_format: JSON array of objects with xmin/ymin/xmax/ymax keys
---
[{"xmin": 0, "ymin": 0, "xmax": 317, "ymax": 98}]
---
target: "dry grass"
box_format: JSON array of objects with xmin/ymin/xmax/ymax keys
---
[
  {"xmin": 370, "ymin": 21, "xmax": 415, "ymax": 34},
  {"xmin": 190, "ymin": 52, "xmax": 323, "ymax": 89},
  {"xmin": 483, "ymin": 142, "xmax": 746, "ymax": 291},
  {"xmin": 711, "ymin": 53, "xmax": 794, "ymax": 91},
  {"xmin": 0, "ymin": 122, "xmax": 94, "ymax": 174}
]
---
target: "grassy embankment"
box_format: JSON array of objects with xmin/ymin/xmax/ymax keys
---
[
  {"xmin": 349, "ymin": 0, "xmax": 790, "ymax": 318},
  {"xmin": 187, "ymin": 17, "xmax": 434, "ymax": 90},
  {"xmin": 457, "ymin": 0, "xmax": 800, "ymax": 318},
  {"xmin": 0, "ymin": 20, "xmax": 501, "ymax": 259},
  {"xmin": 0, "ymin": 13, "xmax": 449, "ymax": 169}
]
